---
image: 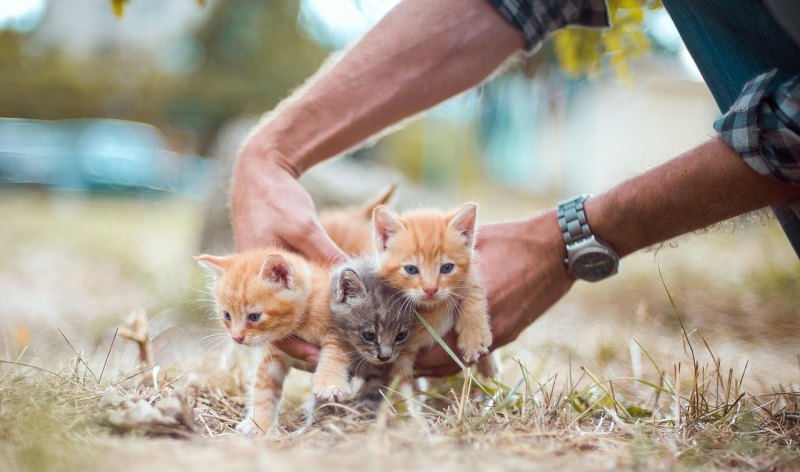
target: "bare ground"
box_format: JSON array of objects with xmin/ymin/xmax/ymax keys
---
[{"xmin": 1, "ymin": 189, "xmax": 799, "ymax": 471}]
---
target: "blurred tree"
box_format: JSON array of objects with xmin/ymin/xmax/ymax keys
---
[
  {"xmin": 1, "ymin": 0, "xmax": 666, "ymax": 154},
  {"xmin": 111, "ymin": 0, "xmax": 130, "ymax": 17},
  {"xmin": 172, "ymin": 0, "xmax": 326, "ymax": 152},
  {"xmin": 111, "ymin": 0, "xmax": 207, "ymax": 18},
  {"xmin": 0, "ymin": 1, "xmax": 325, "ymax": 155},
  {"xmin": 553, "ymin": 0, "xmax": 663, "ymax": 80}
]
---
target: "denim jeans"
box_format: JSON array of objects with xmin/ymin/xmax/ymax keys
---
[{"xmin": 662, "ymin": 0, "xmax": 800, "ymax": 257}]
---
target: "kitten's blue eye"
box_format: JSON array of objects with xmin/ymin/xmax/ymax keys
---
[
  {"xmin": 440, "ymin": 263, "xmax": 455, "ymax": 274},
  {"xmin": 404, "ymin": 265, "xmax": 419, "ymax": 275},
  {"xmin": 223, "ymin": 312, "xmax": 232, "ymax": 321},
  {"xmin": 395, "ymin": 331, "xmax": 408, "ymax": 342},
  {"xmin": 247, "ymin": 313, "xmax": 261, "ymax": 322},
  {"xmin": 361, "ymin": 330, "xmax": 376, "ymax": 342}
]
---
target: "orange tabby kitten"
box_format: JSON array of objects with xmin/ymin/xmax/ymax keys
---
[
  {"xmin": 319, "ymin": 183, "xmax": 396, "ymax": 257},
  {"xmin": 372, "ymin": 203, "xmax": 492, "ymax": 366},
  {"xmin": 196, "ymin": 249, "xmax": 350, "ymax": 434}
]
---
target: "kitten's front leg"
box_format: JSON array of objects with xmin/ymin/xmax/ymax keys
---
[
  {"xmin": 237, "ymin": 352, "xmax": 289, "ymax": 435},
  {"xmin": 388, "ymin": 353, "xmax": 421, "ymax": 417},
  {"xmin": 386, "ymin": 351, "xmax": 414, "ymax": 390},
  {"xmin": 453, "ymin": 283, "xmax": 492, "ymax": 365},
  {"xmin": 312, "ymin": 335, "xmax": 352, "ymax": 403},
  {"xmin": 356, "ymin": 377, "xmax": 387, "ymax": 414}
]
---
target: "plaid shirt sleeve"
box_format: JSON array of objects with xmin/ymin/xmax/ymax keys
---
[
  {"xmin": 714, "ymin": 70, "xmax": 800, "ymax": 185},
  {"xmin": 488, "ymin": 0, "xmax": 610, "ymax": 53}
]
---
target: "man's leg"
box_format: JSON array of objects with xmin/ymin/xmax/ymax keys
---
[{"xmin": 663, "ymin": 0, "xmax": 800, "ymax": 256}]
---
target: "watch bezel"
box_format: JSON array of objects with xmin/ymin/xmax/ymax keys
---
[{"xmin": 565, "ymin": 235, "xmax": 620, "ymax": 282}]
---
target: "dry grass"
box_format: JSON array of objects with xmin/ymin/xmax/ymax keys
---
[
  {"xmin": 2, "ymin": 330, "xmax": 800, "ymax": 471},
  {"xmin": 1, "ymin": 189, "xmax": 800, "ymax": 471}
]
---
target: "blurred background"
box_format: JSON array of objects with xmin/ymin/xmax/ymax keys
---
[{"xmin": 0, "ymin": 0, "xmax": 797, "ymax": 392}]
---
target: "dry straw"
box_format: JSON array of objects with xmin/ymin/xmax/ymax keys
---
[{"xmin": 2, "ymin": 283, "xmax": 800, "ymax": 471}]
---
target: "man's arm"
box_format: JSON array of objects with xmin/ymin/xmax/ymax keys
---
[
  {"xmin": 232, "ymin": 0, "xmax": 525, "ymax": 258},
  {"xmin": 416, "ymin": 137, "xmax": 800, "ymax": 376},
  {"xmin": 233, "ymin": 0, "xmax": 526, "ymax": 360},
  {"xmin": 419, "ymin": 70, "xmax": 800, "ymax": 375},
  {"xmin": 236, "ymin": 0, "xmax": 525, "ymax": 179},
  {"xmin": 587, "ymin": 137, "xmax": 800, "ymax": 257}
]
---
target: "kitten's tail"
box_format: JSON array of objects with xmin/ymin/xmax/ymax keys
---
[{"xmin": 360, "ymin": 182, "xmax": 397, "ymax": 219}]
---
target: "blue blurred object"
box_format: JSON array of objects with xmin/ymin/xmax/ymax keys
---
[
  {"xmin": 0, "ymin": 0, "xmax": 46, "ymax": 33},
  {"xmin": 0, "ymin": 118, "xmax": 215, "ymax": 198}
]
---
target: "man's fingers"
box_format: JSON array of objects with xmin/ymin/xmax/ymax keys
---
[
  {"xmin": 274, "ymin": 335, "xmax": 320, "ymax": 364},
  {"xmin": 415, "ymin": 362, "xmax": 462, "ymax": 378},
  {"xmin": 291, "ymin": 221, "xmax": 347, "ymax": 266},
  {"xmin": 413, "ymin": 332, "xmax": 464, "ymax": 377},
  {"xmin": 235, "ymin": 228, "xmax": 283, "ymax": 253}
]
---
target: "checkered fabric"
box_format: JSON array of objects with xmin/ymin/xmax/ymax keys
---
[
  {"xmin": 488, "ymin": 0, "xmax": 610, "ymax": 53},
  {"xmin": 714, "ymin": 70, "xmax": 800, "ymax": 185}
]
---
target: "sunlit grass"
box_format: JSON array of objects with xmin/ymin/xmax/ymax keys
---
[
  {"xmin": 3, "ymin": 310, "xmax": 800, "ymax": 471},
  {"xmin": 1, "ymin": 188, "xmax": 799, "ymax": 471}
]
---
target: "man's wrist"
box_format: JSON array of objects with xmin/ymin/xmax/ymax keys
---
[
  {"xmin": 238, "ymin": 133, "xmax": 303, "ymax": 180},
  {"xmin": 582, "ymin": 193, "xmax": 638, "ymax": 258},
  {"xmin": 525, "ymin": 210, "xmax": 572, "ymax": 280}
]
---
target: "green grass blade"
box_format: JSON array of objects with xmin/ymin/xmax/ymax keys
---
[
  {"xmin": 657, "ymin": 264, "xmax": 695, "ymax": 364},
  {"xmin": 633, "ymin": 338, "xmax": 675, "ymax": 394},
  {"xmin": 415, "ymin": 310, "xmax": 466, "ymax": 371},
  {"xmin": 466, "ymin": 378, "xmax": 524, "ymax": 432},
  {"xmin": 580, "ymin": 366, "xmax": 633, "ymax": 420}
]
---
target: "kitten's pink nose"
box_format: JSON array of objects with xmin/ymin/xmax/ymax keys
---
[
  {"xmin": 423, "ymin": 287, "xmax": 438, "ymax": 297},
  {"xmin": 233, "ymin": 336, "xmax": 245, "ymax": 344}
]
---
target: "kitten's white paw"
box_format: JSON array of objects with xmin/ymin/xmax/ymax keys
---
[
  {"xmin": 461, "ymin": 347, "xmax": 490, "ymax": 365},
  {"xmin": 235, "ymin": 417, "xmax": 276, "ymax": 436},
  {"xmin": 313, "ymin": 383, "xmax": 351, "ymax": 403},
  {"xmin": 235, "ymin": 419, "xmax": 261, "ymax": 436},
  {"xmin": 458, "ymin": 328, "xmax": 492, "ymax": 365}
]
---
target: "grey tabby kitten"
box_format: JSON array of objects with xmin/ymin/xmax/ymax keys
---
[{"xmin": 330, "ymin": 257, "xmax": 416, "ymax": 408}]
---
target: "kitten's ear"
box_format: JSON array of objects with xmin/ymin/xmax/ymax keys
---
[
  {"xmin": 259, "ymin": 254, "xmax": 294, "ymax": 289},
  {"xmin": 373, "ymin": 205, "xmax": 405, "ymax": 252},
  {"xmin": 447, "ymin": 203, "xmax": 478, "ymax": 248},
  {"xmin": 335, "ymin": 268, "xmax": 367, "ymax": 303},
  {"xmin": 195, "ymin": 254, "xmax": 228, "ymax": 279}
]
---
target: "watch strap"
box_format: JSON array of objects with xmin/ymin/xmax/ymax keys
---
[{"xmin": 557, "ymin": 193, "xmax": 592, "ymax": 245}]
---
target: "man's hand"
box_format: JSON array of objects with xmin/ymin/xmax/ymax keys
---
[
  {"xmin": 274, "ymin": 335, "xmax": 320, "ymax": 364},
  {"xmin": 415, "ymin": 137, "xmax": 800, "ymax": 377},
  {"xmin": 231, "ymin": 150, "xmax": 346, "ymax": 264},
  {"xmin": 415, "ymin": 212, "xmax": 575, "ymax": 377},
  {"xmin": 231, "ymin": 150, "xmax": 345, "ymax": 364}
]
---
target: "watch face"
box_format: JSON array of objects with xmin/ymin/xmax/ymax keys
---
[{"xmin": 573, "ymin": 252, "xmax": 617, "ymax": 282}]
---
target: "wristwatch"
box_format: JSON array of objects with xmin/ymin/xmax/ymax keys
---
[{"xmin": 557, "ymin": 194, "xmax": 619, "ymax": 282}]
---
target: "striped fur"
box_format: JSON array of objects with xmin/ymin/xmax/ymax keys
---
[
  {"xmin": 373, "ymin": 204, "xmax": 493, "ymax": 365},
  {"xmin": 196, "ymin": 249, "xmax": 350, "ymax": 434}
]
